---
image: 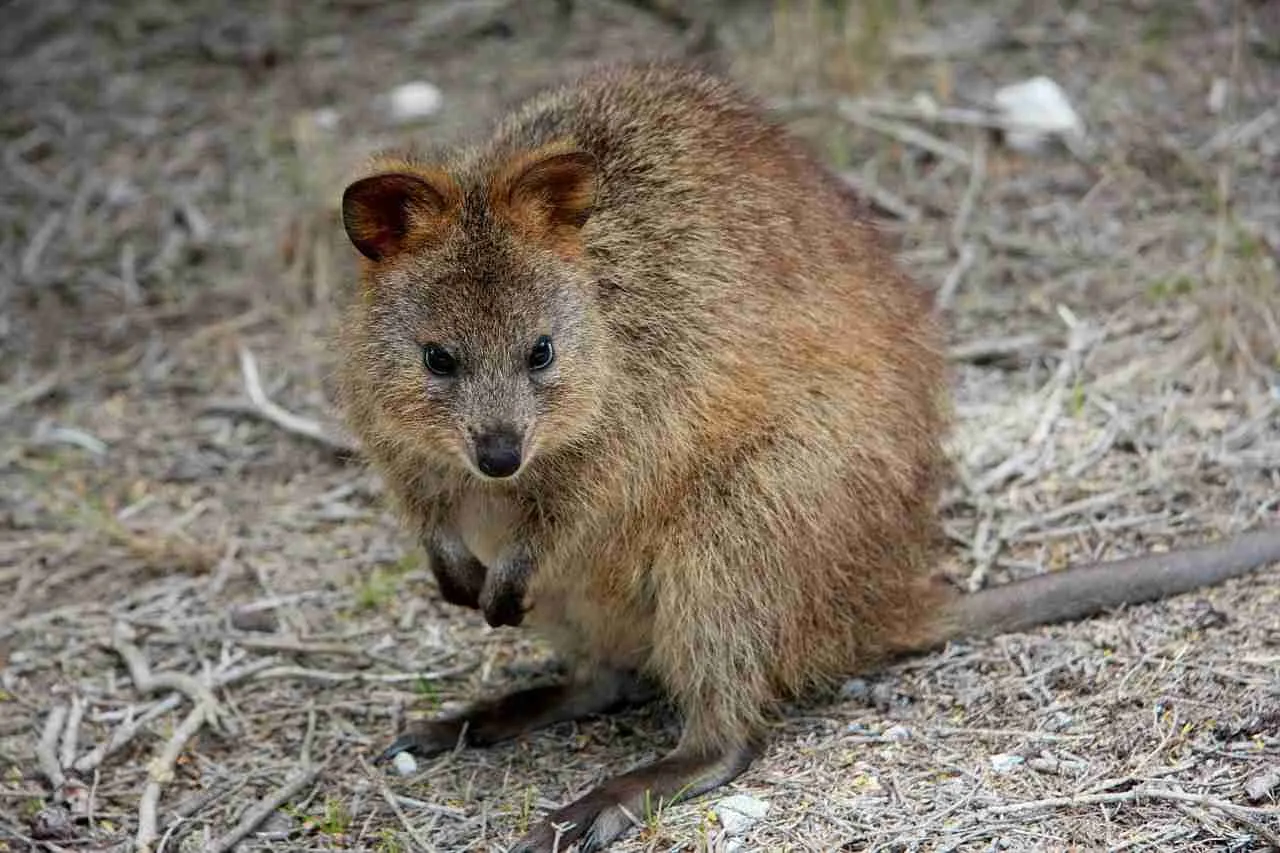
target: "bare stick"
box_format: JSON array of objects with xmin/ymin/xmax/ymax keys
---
[
  {"xmin": 836, "ymin": 100, "xmax": 972, "ymax": 166},
  {"xmin": 74, "ymin": 657, "xmax": 278, "ymax": 774},
  {"xmin": 987, "ymin": 785, "xmax": 1279, "ymax": 821},
  {"xmin": 838, "ymin": 170, "xmax": 922, "ymax": 223},
  {"xmin": 37, "ymin": 704, "xmax": 69, "ymax": 791},
  {"xmin": 947, "ymin": 334, "xmax": 1052, "ymax": 365},
  {"xmin": 58, "ymin": 696, "xmax": 85, "ymax": 771},
  {"xmin": 110, "ymin": 623, "xmax": 225, "ymax": 732},
  {"xmin": 206, "ymin": 762, "xmax": 326, "ymax": 853},
  {"xmin": 251, "ymin": 662, "xmax": 474, "ymax": 685},
  {"xmin": 951, "ymin": 133, "xmax": 987, "ymax": 249},
  {"xmin": 20, "ymin": 211, "xmax": 63, "ymax": 280},
  {"xmin": 135, "ymin": 705, "xmax": 207, "ymax": 853},
  {"xmin": 0, "ymin": 370, "xmax": 59, "ymax": 419},
  {"xmin": 935, "ymin": 243, "xmax": 976, "ymax": 312},
  {"xmin": 236, "ymin": 347, "xmax": 358, "ymax": 453}
]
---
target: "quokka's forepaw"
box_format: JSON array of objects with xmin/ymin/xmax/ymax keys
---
[{"xmin": 481, "ymin": 583, "xmax": 528, "ymax": 628}]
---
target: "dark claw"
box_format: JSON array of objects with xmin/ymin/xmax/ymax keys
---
[
  {"xmin": 374, "ymin": 722, "xmax": 464, "ymax": 765},
  {"xmin": 483, "ymin": 584, "xmax": 527, "ymax": 627},
  {"xmin": 375, "ymin": 733, "xmax": 428, "ymax": 765}
]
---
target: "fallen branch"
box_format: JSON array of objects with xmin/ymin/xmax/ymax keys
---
[
  {"xmin": 935, "ymin": 242, "xmax": 976, "ymax": 313},
  {"xmin": 58, "ymin": 696, "xmax": 85, "ymax": 771},
  {"xmin": 251, "ymin": 662, "xmax": 475, "ymax": 685},
  {"xmin": 110, "ymin": 622, "xmax": 226, "ymax": 733},
  {"xmin": 987, "ymin": 785, "xmax": 1280, "ymax": 846},
  {"xmin": 135, "ymin": 705, "xmax": 207, "ymax": 853},
  {"xmin": 74, "ymin": 657, "xmax": 278, "ymax": 774},
  {"xmin": 206, "ymin": 762, "xmax": 327, "ymax": 853},
  {"xmin": 37, "ymin": 704, "xmax": 69, "ymax": 791},
  {"xmin": 836, "ymin": 100, "xmax": 972, "ymax": 166},
  {"xmin": 234, "ymin": 347, "xmax": 358, "ymax": 454},
  {"xmin": 838, "ymin": 170, "xmax": 923, "ymax": 223}
]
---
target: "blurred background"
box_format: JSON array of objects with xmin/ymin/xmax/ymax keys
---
[{"xmin": 2, "ymin": 2, "xmax": 1278, "ymax": 851}]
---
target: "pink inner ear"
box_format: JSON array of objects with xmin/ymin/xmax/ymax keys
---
[
  {"xmin": 342, "ymin": 173, "xmax": 451, "ymax": 262},
  {"xmin": 509, "ymin": 151, "xmax": 597, "ymax": 229}
]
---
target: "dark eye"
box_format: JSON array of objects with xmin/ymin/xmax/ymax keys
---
[
  {"xmin": 528, "ymin": 335, "xmax": 555, "ymax": 371},
  {"xmin": 423, "ymin": 344, "xmax": 457, "ymax": 376}
]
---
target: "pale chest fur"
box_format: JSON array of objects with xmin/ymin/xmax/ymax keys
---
[
  {"xmin": 523, "ymin": 523, "xmax": 658, "ymax": 674},
  {"xmin": 448, "ymin": 488, "xmax": 522, "ymax": 569}
]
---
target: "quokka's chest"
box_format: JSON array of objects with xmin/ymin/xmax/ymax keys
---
[{"xmin": 449, "ymin": 490, "xmax": 522, "ymax": 569}]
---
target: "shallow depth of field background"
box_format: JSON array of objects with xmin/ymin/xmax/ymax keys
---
[{"xmin": 1, "ymin": 2, "xmax": 1278, "ymax": 851}]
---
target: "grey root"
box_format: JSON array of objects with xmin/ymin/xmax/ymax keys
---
[{"xmin": 333, "ymin": 61, "xmax": 1280, "ymax": 852}]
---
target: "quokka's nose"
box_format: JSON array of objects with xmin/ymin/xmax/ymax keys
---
[{"xmin": 473, "ymin": 430, "xmax": 523, "ymax": 479}]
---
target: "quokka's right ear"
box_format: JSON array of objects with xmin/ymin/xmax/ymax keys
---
[{"xmin": 341, "ymin": 169, "xmax": 460, "ymax": 262}]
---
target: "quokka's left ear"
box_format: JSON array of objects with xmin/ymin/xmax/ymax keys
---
[
  {"xmin": 489, "ymin": 140, "xmax": 598, "ymax": 258},
  {"xmin": 341, "ymin": 166, "xmax": 462, "ymax": 262}
]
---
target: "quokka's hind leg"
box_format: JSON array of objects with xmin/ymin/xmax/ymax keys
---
[
  {"xmin": 376, "ymin": 667, "xmax": 658, "ymax": 763},
  {"xmin": 507, "ymin": 725, "xmax": 760, "ymax": 853},
  {"xmin": 510, "ymin": 551, "xmax": 776, "ymax": 851}
]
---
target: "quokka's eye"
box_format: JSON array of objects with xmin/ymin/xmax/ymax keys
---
[
  {"xmin": 528, "ymin": 335, "xmax": 555, "ymax": 371},
  {"xmin": 423, "ymin": 344, "xmax": 457, "ymax": 376}
]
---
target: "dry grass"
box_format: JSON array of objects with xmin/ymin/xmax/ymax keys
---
[{"xmin": 2, "ymin": 1, "xmax": 1278, "ymax": 851}]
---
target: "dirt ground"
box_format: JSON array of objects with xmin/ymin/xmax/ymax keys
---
[{"xmin": 2, "ymin": 1, "xmax": 1278, "ymax": 851}]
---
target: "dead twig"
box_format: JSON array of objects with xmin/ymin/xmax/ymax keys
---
[
  {"xmin": 0, "ymin": 370, "xmax": 60, "ymax": 420},
  {"xmin": 37, "ymin": 704, "xmax": 69, "ymax": 792},
  {"xmin": 134, "ymin": 705, "xmax": 206, "ymax": 853},
  {"xmin": 206, "ymin": 761, "xmax": 327, "ymax": 853},
  {"xmin": 110, "ymin": 622, "xmax": 226, "ymax": 733},
  {"xmin": 233, "ymin": 347, "xmax": 358, "ymax": 454},
  {"xmin": 986, "ymin": 785, "xmax": 1280, "ymax": 830},
  {"xmin": 251, "ymin": 662, "xmax": 475, "ymax": 685},
  {"xmin": 839, "ymin": 170, "xmax": 922, "ymax": 223},
  {"xmin": 935, "ymin": 243, "xmax": 977, "ymax": 313},
  {"xmin": 836, "ymin": 100, "xmax": 972, "ymax": 167},
  {"xmin": 58, "ymin": 696, "xmax": 85, "ymax": 772},
  {"xmin": 74, "ymin": 657, "xmax": 278, "ymax": 775}
]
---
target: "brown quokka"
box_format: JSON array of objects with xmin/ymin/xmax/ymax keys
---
[{"xmin": 334, "ymin": 62, "xmax": 1280, "ymax": 852}]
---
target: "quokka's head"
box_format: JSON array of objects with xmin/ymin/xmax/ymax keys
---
[{"xmin": 339, "ymin": 140, "xmax": 607, "ymax": 482}]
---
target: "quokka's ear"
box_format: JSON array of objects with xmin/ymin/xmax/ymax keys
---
[
  {"xmin": 341, "ymin": 169, "xmax": 460, "ymax": 262},
  {"xmin": 490, "ymin": 141, "xmax": 598, "ymax": 256}
]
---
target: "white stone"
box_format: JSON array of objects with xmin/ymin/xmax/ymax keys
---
[
  {"xmin": 884, "ymin": 724, "xmax": 912, "ymax": 741},
  {"xmin": 1207, "ymin": 78, "xmax": 1228, "ymax": 115},
  {"xmin": 989, "ymin": 753, "xmax": 1025, "ymax": 774},
  {"xmin": 993, "ymin": 76, "xmax": 1086, "ymax": 154},
  {"xmin": 391, "ymin": 750, "xmax": 418, "ymax": 776},
  {"xmin": 312, "ymin": 107, "xmax": 341, "ymax": 131},
  {"xmin": 383, "ymin": 81, "xmax": 443, "ymax": 123},
  {"xmin": 714, "ymin": 794, "xmax": 769, "ymax": 836}
]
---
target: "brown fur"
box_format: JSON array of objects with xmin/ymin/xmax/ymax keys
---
[{"xmin": 334, "ymin": 62, "xmax": 1280, "ymax": 851}]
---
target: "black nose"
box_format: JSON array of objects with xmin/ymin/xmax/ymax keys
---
[{"xmin": 474, "ymin": 431, "xmax": 522, "ymax": 478}]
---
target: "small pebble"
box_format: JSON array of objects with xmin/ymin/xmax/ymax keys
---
[
  {"xmin": 714, "ymin": 794, "xmax": 769, "ymax": 836},
  {"xmin": 993, "ymin": 76, "xmax": 1086, "ymax": 154},
  {"xmin": 382, "ymin": 81, "xmax": 443, "ymax": 123},
  {"xmin": 1207, "ymin": 78, "xmax": 1228, "ymax": 115},
  {"xmin": 392, "ymin": 750, "xmax": 418, "ymax": 777},
  {"xmin": 229, "ymin": 606, "xmax": 279, "ymax": 633},
  {"xmin": 1245, "ymin": 767, "xmax": 1280, "ymax": 803},
  {"xmin": 312, "ymin": 107, "xmax": 341, "ymax": 131},
  {"xmin": 30, "ymin": 806, "xmax": 74, "ymax": 841},
  {"xmin": 840, "ymin": 678, "xmax": 870, "ymax": 702},
  {"xmin": 883, "ymin": 724, "xmax": 911, "ymax": 741}
]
